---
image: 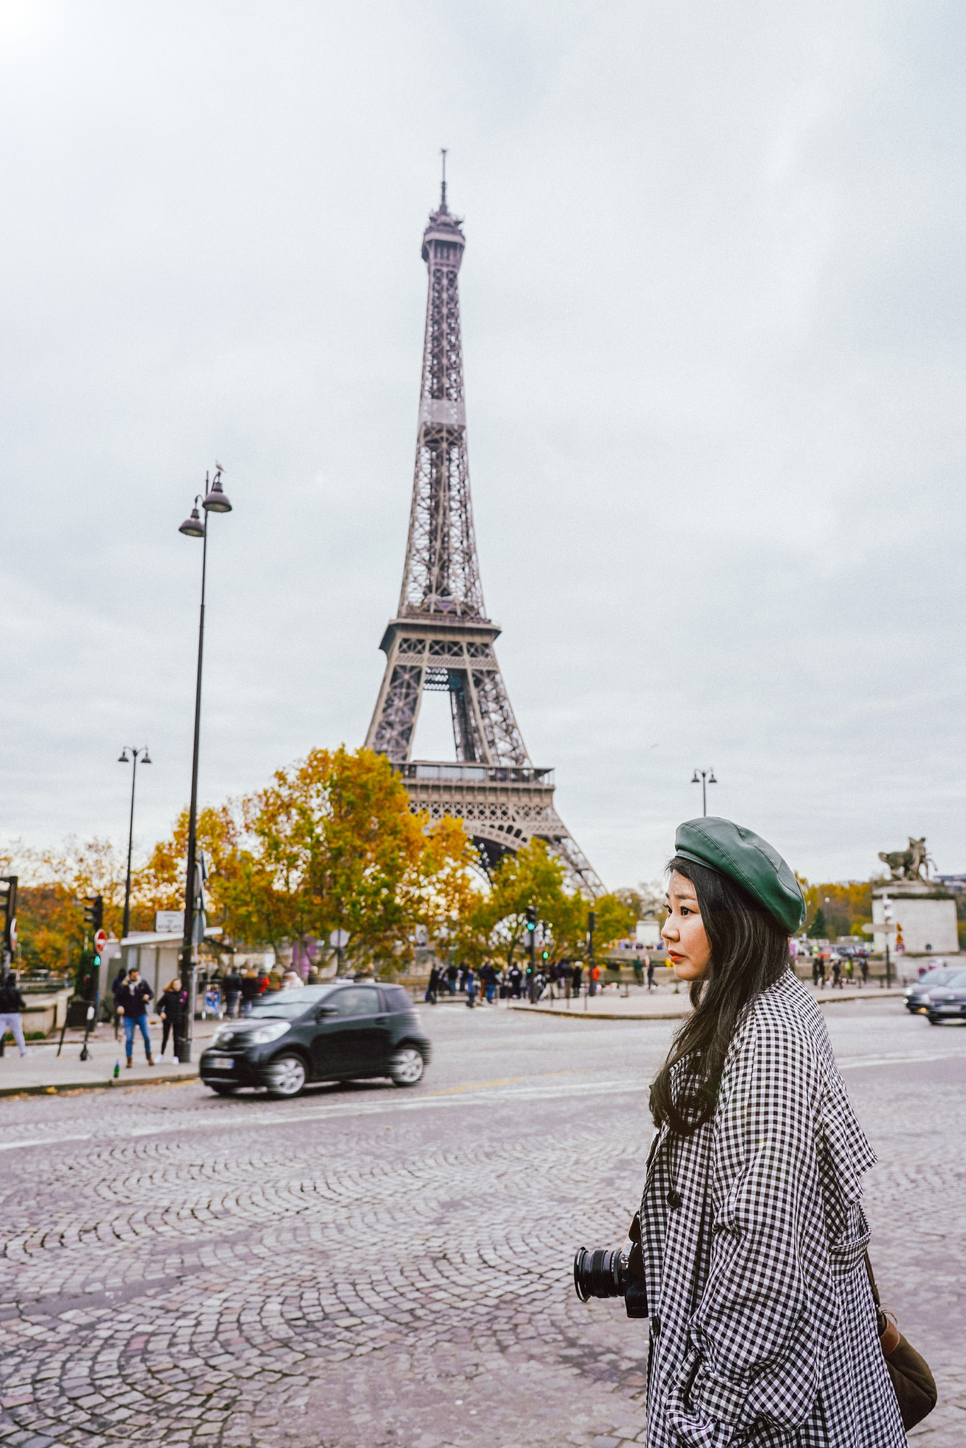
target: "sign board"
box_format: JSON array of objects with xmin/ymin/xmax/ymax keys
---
[
  {"xmin": 94, "ymin": 929, "xmax": 108, "ymax": 955},
  {"xmin": 155, "ymin": 910, "xmax": 185, "ymax": 935},
  {"xmin": 862, "ymin": 922, "xmax": 897, "ymax": 934},
  {"xmin": 329, "ymin": 929, "xmax": 350, "ymax": 949}
]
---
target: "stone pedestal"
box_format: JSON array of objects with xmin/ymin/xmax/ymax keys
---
[{"xmin": 872, "ymin": 882, "xmax": 959, "ymax": 957}]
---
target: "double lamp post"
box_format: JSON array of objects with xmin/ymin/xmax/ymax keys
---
[{"xmin": 175, "ymin": 466, "xmax": 233, "ymax": 1062}]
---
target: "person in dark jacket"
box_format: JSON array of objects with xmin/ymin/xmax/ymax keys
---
[
  {"xmin": 158, "ymin": 979, "xmax": 187, "ymax": 1057},
  {"xmin": 0, "ymin": 973, "xmax": 29, "ymax": 1058},
  {"xmin": 240, "ymin": 970, "xmax": 260, "ymax": 1016},
  {"xmin": 224, "ymin": 967, "xmax": 243, "ymax": 1019},
  {"xmin": 116, "ymin": 968, "xmax": 154, "ymax": 1067},
  {"xmin": 426, "ymin": 965, "xmax": 440, "ymax": 1004},
  {"xmin": 480, "ymin": 961, "xmax": 497, "ymax": 1004},
  {"xmin": 446, "ymin": 962, "xmax": 458, "ymax": 995}
]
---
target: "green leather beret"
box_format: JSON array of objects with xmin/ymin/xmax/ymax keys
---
[{"xmin": 673, "ymin": 817, "xmax": 806, "ymax": 934}]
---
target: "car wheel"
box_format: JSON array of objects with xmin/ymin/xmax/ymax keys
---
[
  {"xmin": 208, "ymin": 1083, "xmax": 239, "ymax": 1096},
  {"xmin": 389, "ymin": 1046, "xmax": 425, "ymax": 1087},
  {"xmin": 265, "ymin": 1053, "xmax": 308, "ymax": 1097}
]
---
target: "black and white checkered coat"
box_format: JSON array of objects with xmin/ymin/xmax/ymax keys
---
[{"xmin": 640, "ymin": 970, "xmax": 905, "ymax": 1447}]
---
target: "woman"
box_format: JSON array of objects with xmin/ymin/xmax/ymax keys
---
[
  {"xmin": 157, "ymin": 978, "xmax": 186, "ymax": 1058},
  {"xmin": 0, "ymin": 972, "xmax": 29, "ymax": 1058},
  {"xmin": 641, "ymin": 817, "xmax": 903, "ymax": 1447}
]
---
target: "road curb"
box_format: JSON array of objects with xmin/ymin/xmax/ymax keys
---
[
  {"xmin": 510, "ymin": 988, "xmax": 908, "ymax": 1022},
  {"xmin": 0, "ymin": 1069, "xmax": 199, "ymax": 1099}
]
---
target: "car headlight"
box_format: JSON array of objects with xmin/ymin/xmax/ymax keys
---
[
  {"xmin": 210, "ymin": 1023, "xmax": 232, "ymax": 1046},
  {"xmin": 245, "ymin": 1021, "xmax": 291, "ymax": 1045}
]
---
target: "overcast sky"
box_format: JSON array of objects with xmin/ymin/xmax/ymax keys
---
[{"xmin": 2, "ymin": 0, "xmax": 965, "ymax": 891}]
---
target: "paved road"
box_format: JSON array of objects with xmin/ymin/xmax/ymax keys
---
[{"xmin": 0, "ymin": 999, "xmax": 962, "ymax": 1447}]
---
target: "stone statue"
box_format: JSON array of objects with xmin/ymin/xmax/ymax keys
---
[{"xmin": 878, "ymin": 837, "xmax": 929, "ymax": 882}]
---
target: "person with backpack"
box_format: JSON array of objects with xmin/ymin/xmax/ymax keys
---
[{"xmin": 240, "ymin": 969, "xmax": 260, "ymax": 1015}]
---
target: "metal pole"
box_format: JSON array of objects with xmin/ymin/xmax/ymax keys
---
[
  {"xmin": 122, "ymin": 753, "xmax": 139, "ymax": 941},
  {"xmin": 179, "ymin": 512, "xmax": 209, "ymax": 1063},
  {"xmin": 702, "ymin": 773, "xmax": 707, "ymax": 817},
  {"xmin": 587, "ymin": 910, "xmax": 596, "ymax": 999}
]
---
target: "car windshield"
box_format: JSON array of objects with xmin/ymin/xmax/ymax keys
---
[
  {"xmin": 939, "ymin": 969, "xmax": 966, "ymax": 989},
  {"xmin": 247, "ymin": 985, "xmax": 336, "ymax": 1019},
  {"xmin": 915, "ymin": 969, "xmax": 955, "ymax": 989}
]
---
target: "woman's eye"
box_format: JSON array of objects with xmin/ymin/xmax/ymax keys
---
[{"xmin": 680, "ymin": 907, "xmax": 691, "ymax": 915}]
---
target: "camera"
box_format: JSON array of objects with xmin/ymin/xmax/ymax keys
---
[{"xmin": 573, "ymin": 1214, "xmax": 648, "ymax": 1319}]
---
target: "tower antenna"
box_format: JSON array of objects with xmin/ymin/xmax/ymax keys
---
[{"xmin": 440, "ymin": 147, "xmax": 448, "ymax": 211}]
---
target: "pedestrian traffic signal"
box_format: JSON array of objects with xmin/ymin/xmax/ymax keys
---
[
  {"xmin": 83, "ymin": 895, "xmax": 104, "ymax": 933},
  {"xmin": 525, "ymin": 906, "xmax": 536, "ymax": 932}
]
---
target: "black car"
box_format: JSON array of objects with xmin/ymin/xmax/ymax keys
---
[
  {"xmin": 199, "ymin": 982, "xmax": 431, "ymax": 1098},
  {"xmin": 904, "ymin": 966, "xmax": 961, "ymax": 1014},
  {"xmin": 925, "ymin": 968, "xmax": 966, "ymax": 1026}
]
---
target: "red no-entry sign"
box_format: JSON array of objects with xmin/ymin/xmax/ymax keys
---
[{"xmin": 94, "ymin": 929, "xmax": 108, "ymax": 955}]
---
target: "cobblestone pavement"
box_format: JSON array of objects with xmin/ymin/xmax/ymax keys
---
[{"xmin": 0, "ymin": 1000, "xmax": 963, "ymax": 1447}]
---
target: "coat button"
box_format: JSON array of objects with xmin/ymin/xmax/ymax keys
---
[{"xmin": 667, "ymin": 1188, "xmax": 682, "ymax": 1209}]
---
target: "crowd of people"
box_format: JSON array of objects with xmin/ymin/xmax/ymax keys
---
[{"xmin": 422, "ymin": 954, "xmax": 657, "ymax": 1006}]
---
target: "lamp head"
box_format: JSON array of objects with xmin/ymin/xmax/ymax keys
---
[
  {"xmin": 179, "ymin": 505, "xmax": 205, "ymax": 538},
  {"xmin": 708, "ymin": 770, "xmax": 717, "ymax": 784},
  {"xmin": 118, "ymin": 750, "xmax": 130, "ymax": 763},
  {"xmin": 142, "ymin": 750, "xmax": 152, "ymax": 765},
  {"xmin": 203, "ymin": 467, "xmax": 232, "ymax": 513},
  {"xmin": 691, "ymin": 770, "xmax": 700, "ymax": 784}
]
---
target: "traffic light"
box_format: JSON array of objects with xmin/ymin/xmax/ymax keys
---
[
  {"xmin": 525, "ymin": 906, "xmax": 536, "ymax": 932},
  {"xmin": 83, "ymin": 895, "xmax": 104, "ymax": 933}
]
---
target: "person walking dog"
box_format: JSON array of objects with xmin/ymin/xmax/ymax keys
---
[
  {"xmin": 116, "ymin": 967, "xmax": 154, "ymax": 1068},
  {"xmin": 640, "ymin": 817, "xmax": 907, "ymax": 1448},
  {"xmin": 0, "ymin": 972, "xmax": 29, "ymax": 1058}
]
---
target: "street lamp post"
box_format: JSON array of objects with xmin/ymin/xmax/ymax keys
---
[
  {"xmin": 118, "ymin": 747, "xmax": 151, "ymax": 941},
  {"xmin": 691, "ymin": 768, "xmax": 717, "ymax": 817},
  {"xmin": 177, "ymin": 465, "xmax": 232, "ymax": 1063}
]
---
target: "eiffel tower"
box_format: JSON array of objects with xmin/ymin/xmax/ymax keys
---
[{"xmin": 365, "ymin": 163, "xmax": 602, "ymax": 893}]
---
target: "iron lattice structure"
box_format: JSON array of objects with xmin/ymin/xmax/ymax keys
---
[{"xmin": 365, "ymin": 175, "xmax": 602, "ymax": 894}]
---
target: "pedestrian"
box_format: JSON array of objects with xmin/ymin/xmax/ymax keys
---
[
  {"xmin": 633, "ymin": 956, "xmax": 645, "ymax": 988},
  {"xmin": 280, "ymin": 969, "xmax": 303, "ymax": 989},
  {"xmin": 509, "ymin": 963, "xmax": 523, "ymax": 998},
  {"xmin": 266, "ymin": 965, "xmax": 282, "ymax": 992},
  {"xmin": 224, "ymin": 965, "xmax": 242, "ymax": 1019},
  {"xmin": 647, "ymin": 956, "xmax": 656, "ymax": 991},
  {"xmin": 571, "ymin": 962, "xmax": 582, "ymax": 998},
  {"xmin": 157, "ymin": 978, "xmax": 186, "ymax": 1058},
  {"xmin": 465, "ymin": 967, "xmax": 478, "ymax": 1008},
  {"xmin": 240, "ymin": 969, "xmax": 259, "ymax": 1015},
  {"xmin": 481, "ymin": 960, "xmax": 497, "ymax": 1004},
  {"xmin": 589, "ymin": 962, "xmax": 600, "ymax": 997},
  {"xmin": 115, "ymin": 967, "xmax": 154, "ymax": 1068},
  {"xmin": 640, "ymin": 817, "xmax": 904, "ymax": 1447},
  {"xmin": 832, "ymin": 953, "xmax": 842, "ymax": 989},
  {"xmin": 426, "ymin": 964, "xmax": 440, "ymax": 1004},
  {"xmin": 446, "ymin": 962, "xmax": 458, "ymax": 996},
  {"xmin": 0, "ymin": 972, "xmax": 29, "ymax": 1058},
  {"xmin": 256, "ymin": 968, "xmax": 271, "ymax": 996},
  {"xmin": 860, "ymin": 953, "xmax": 869, "ymax": 986}
]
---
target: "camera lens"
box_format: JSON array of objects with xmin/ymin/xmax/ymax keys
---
[{"xmin": 573, "ymin": 1246, "xmax": 627, "ymax": 1301}]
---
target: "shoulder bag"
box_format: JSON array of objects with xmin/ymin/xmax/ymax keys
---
[{"xmin": 863, "ymin": 1252, "xmax": 937, "ymax": 1431}]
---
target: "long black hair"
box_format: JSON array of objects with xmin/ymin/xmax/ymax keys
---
[{"xmin": 649, "ymin": 855, "xmax": 791, "ymax": 1136}]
